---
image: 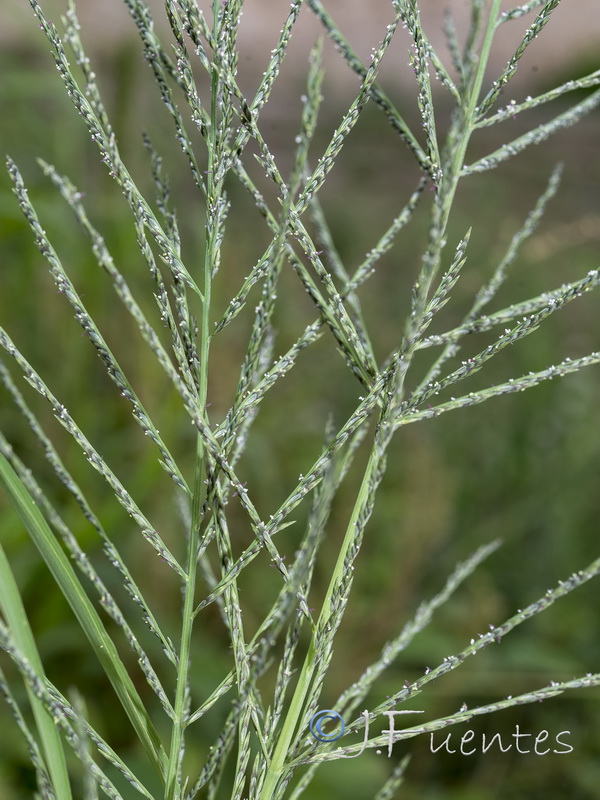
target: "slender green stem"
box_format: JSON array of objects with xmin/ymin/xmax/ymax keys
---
[
  {"xmin": 425, "ymin": 0, "xmax": 502, "ymax": 303},
  {"xmin": 165, "ymin": 4, "xmax": 220, "ymax": 797},
  {"xmin": 258, "ymin": 442, "xmax": 382, "ymax": 800},
  {"xmin": 397, "ymin": 0, "xmax": 502, "ymax": 402}
]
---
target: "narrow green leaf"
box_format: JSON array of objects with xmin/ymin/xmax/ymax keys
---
[
  {"xmin": 0, "ymin": 452, "xmax": 168, "ymax": 781},
  {"xmin": 0, "ymin": 544, "xmax": 72, "ymax": 799}
]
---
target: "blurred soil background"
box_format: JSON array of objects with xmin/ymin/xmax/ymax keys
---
[{"xmin": 1, "ymin": 1, "xmax": 600, "ymax": 798}]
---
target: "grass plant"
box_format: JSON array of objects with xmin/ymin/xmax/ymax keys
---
[{"xmin": 1, "ymin": 0, "xmax": 600, "ymax": 798}]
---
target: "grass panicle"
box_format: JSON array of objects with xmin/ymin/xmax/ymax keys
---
[{"xmin": 1, "ymin": 1, "xmax": 599, "ymax": 799}]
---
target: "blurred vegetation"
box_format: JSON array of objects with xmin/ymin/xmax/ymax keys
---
[{"xmin": 1, "ymin": 21, "xmax": 600, "ymax": 800}]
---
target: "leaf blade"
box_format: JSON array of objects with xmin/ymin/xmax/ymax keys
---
[{"xmin": 0, "ymin": 452, "xmax": 168, "ymax": 782}]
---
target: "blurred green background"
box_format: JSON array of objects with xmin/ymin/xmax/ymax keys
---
[{"xmin": 1, "ymin": 5, "xmax": 600, "ymax": 799}]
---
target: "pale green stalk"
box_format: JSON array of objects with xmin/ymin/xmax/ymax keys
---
[{"xmin": 165, "ymin": 2, "xmax": 220, "ymax": 795}]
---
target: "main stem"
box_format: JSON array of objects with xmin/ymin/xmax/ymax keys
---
[
  {"xmin": 396, "ymin": 0, "xmax": 502, "ymax": 402},
  {"xmin": 258, "ymin": 443, "xmax": 383, "ymax": 800},
  {"xmin": 165, "ymin": 4, "xmax": 220, "ymax": 796},
  {"xmin": 258, "ymin": 2, "xmax": 502, "ymax": 797}
]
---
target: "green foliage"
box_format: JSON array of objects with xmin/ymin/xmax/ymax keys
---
[{"xmin": 1, "ymin": 1, "xmax": 600, "ymax": 798}]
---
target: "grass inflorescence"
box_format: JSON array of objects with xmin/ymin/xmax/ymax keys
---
[{"xmin": 1, "ymin": 1, "xmax": 600, "ymax": 798}]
